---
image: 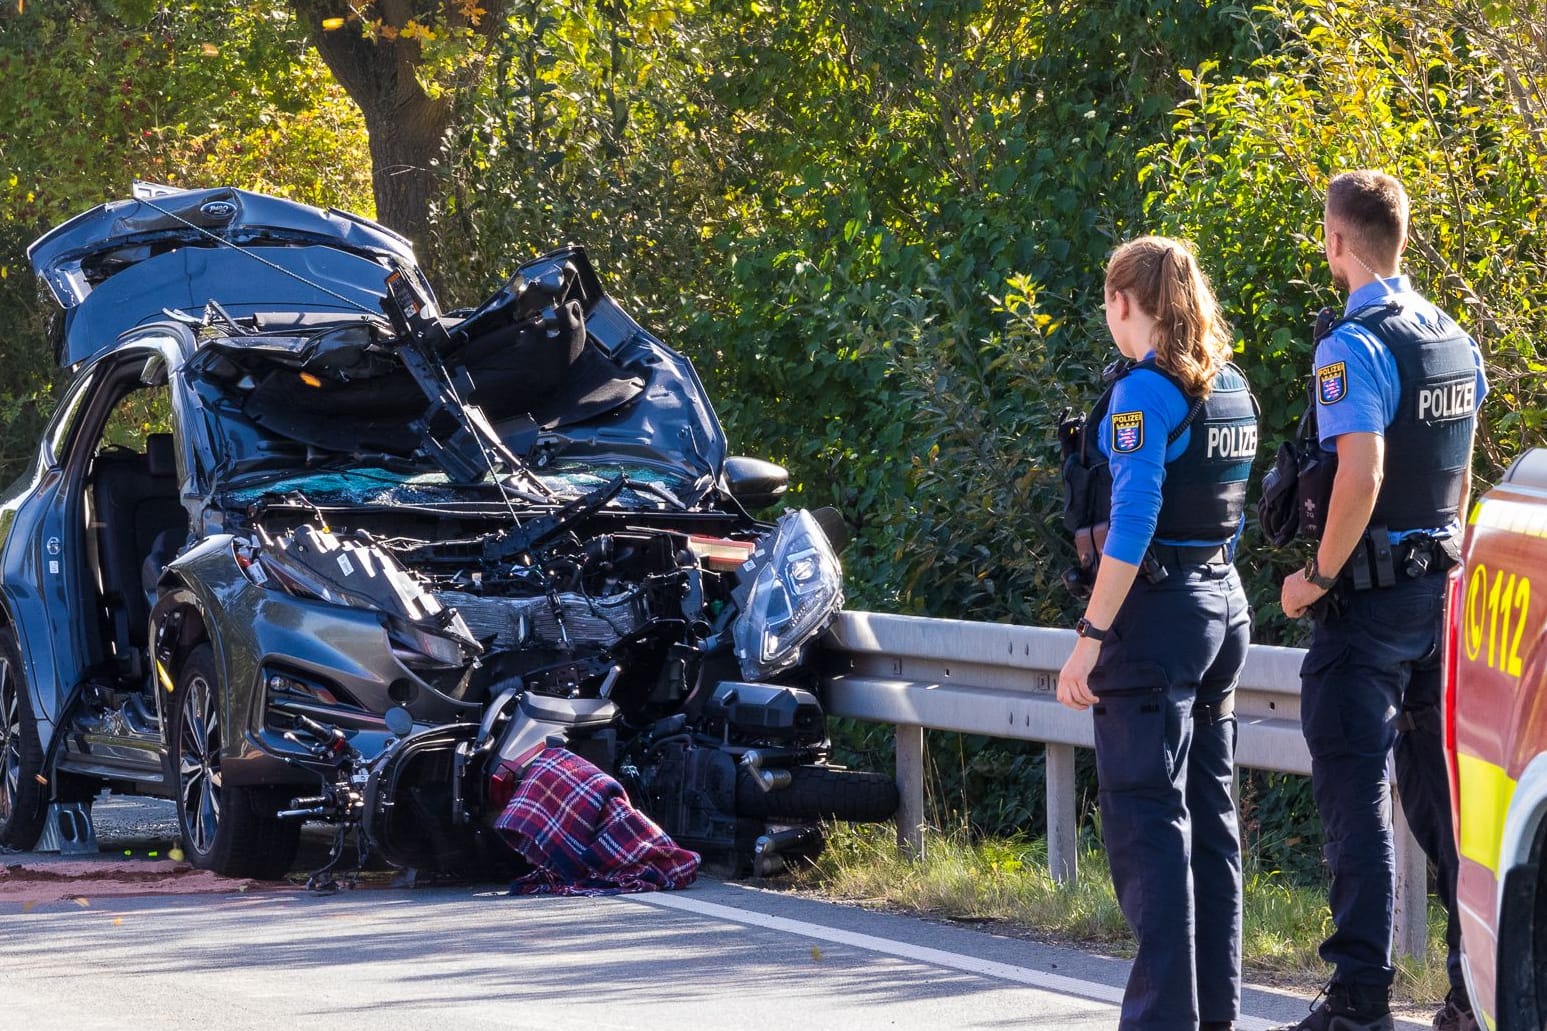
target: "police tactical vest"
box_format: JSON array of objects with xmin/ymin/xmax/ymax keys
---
[
  {"xmin": 1339, "ymin": 301, "xmax": 1476, "ymax": 531},
  {"xmin": 1156, "ymin": 362, "xmax": 1257, "ymax": 540},
  {"xmin": 1062, "ymin": 359, "xmax": 1257, "ymax": 543}
]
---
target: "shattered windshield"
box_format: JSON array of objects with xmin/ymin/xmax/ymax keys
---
[
  {"xmin": 182, "ymin": 312, "xmax": 703, "ymax": 511},
  {"xmin": 218, "ymin": 461, "xmax": 692, "ymax": 509}
]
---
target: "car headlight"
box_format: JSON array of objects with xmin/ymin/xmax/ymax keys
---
[{"xmin": 732, "ymin": 508, "xmax": 844, "ymax": 681}]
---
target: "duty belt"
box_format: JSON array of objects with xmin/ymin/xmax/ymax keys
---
[
  {"xmin": 1149, "ymin": 543, "xmax": 1230, "ymax": 568},
  {"xmin": 1193, "ymin": 694, "xmax": 1236, "ymax": 725},
  {"xmin": 1339, "ymin": 526, "xmax": 1459, "ymax": 591}
]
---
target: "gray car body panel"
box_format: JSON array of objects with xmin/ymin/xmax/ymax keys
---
[{"xmin": 155, "ymin": 536, "xmax": 476, "ymax": 787}]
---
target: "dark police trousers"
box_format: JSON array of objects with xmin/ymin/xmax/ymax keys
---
[
  {"xmin": 1088, "ymin": 561, "xmax": 1250, "ymax": 1030},
  {"xmin": 1300, "ymin": 571, "xmax": 1464, "ymax": 993}
]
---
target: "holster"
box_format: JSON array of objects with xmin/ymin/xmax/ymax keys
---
[
  {"xmin": 1064, "ymin": 521, "xmax": 1169, "ymax": 597},
  {"xmin": 1193, "ymin": 694, "xmax": 1236, "ymax": 725},
  {"xmin": 1062, "ymin": 522, "xmax": 1107, "ymax": 599},
  {"xmin": 1074, "ymin": 522, "xmax": 1106, "ymax": 574},
  {"xmin": 1396, "ymin": 704, "xmax": 1443, "ymax": 734}
]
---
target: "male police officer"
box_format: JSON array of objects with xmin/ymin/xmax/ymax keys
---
[{"xmin": 1275, "ymin": 171, "xmax": 1487, "ymax": 1031}]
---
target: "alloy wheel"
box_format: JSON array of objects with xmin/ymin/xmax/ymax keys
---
[
  {"xmin": 0, "ymin": 656, "xmax": 17, "ymax": 825},
  {"xmin": 178, "ymin": 672, "xmax": 222, "ymax": 854}
]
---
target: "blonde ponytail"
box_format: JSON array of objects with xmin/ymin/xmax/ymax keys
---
[{"xmin": 1104, "ymin": 236, "xmax": 1233, "ymax": 397}]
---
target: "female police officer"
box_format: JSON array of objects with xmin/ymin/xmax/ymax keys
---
[{"xmin": 1057, "ymin": 236, "xmax": 1257, "ymax": 1031}]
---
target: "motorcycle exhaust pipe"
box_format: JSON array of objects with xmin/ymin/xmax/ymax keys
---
[
  {"xmin": 277, "ymin": 805, "xmax": 329, "ymax": 820},
  {"xmin": 278, "ymin": 794, "xmax": 332, "ymax": 820},
  {"xmin": 741, "ymin": 750, "xmax": 793, "ymax": 792},
  {"xmin": 753, "ymin": 826, "xmax": 821, "ymax": 875},
  {"xmin": 754, "ymin": 826, "xmax": 819, "ymax": 857},
  {"xmin": 756, "ymin": 768, "xmax": 792, "ymax": 792}
]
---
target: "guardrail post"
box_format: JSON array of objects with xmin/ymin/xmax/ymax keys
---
[
  {"xmin": 1045, "ymin": 743, "xmax": 1077, "ymax": 885},
  {"xmin": 1392, "ymin": 791, "xmax": 1429, "ymax": 960},
  {"xmin": 895, "ymin": 723, "xmax": 926, "ymax": 859}
]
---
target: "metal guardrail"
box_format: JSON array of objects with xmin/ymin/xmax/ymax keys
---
[{"xmin": 819, "ymin": 610, "xmax": 1431, "ymax": 959}]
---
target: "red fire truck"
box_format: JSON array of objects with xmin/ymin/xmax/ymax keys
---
[{"xmin": 1444, "ymin": 449, "xmax": 1547, "ymax": 1030}]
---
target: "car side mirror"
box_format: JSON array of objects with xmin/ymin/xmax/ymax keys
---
[
  {"xmin": 809, "ymin": 506, "xmax": 849, "ymax": 554},
  {"xmin": 723, "ymin": 456, "xmax": 789, "ymax": 510}
]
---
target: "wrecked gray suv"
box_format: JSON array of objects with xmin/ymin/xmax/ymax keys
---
[{"xmin": 0, "ymin": 184, "xmax": 896, "ymax": 880}]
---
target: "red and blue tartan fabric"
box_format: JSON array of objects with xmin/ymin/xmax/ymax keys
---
[{"xmin": 495, "ymin": 747, "xmax": 700, "ymax": 896}]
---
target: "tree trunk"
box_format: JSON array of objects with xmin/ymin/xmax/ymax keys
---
[
  {"xmin": 358, "ymin": 98, "xmax": 449, "ymax": 256},
  {"xmin": 289, "ymin": 2, "xmax": 510, "ymax": 282}
]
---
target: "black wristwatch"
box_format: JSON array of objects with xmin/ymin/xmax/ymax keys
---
[
  {"xmin": 1303, "ymin": 556, "xmax": 1338, "ymax": 591},
  {"xmin": 1074, "ymin": 616, "xmax": 1109, "ymax": 642}
]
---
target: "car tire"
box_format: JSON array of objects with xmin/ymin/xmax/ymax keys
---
[
  {"xmin": 0, "ymin": 630, "xmax": 48, "ymax": 850},
  {"xmin": 736, "ymin": 765, "xmax": 900, "ymax": 823},
  {"xmin": 172, "ymin": 644, "xmax": 299, "ymax": 879}
]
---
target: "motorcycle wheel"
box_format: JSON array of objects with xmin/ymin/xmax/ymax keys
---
[
  {"xmin": 171, "ymin": 644, "xmax": 300, "ymax": 879},
  {"xmin": 736, "ymin": 765, "xmax": 899, "ymax": 823},
  {"xmin": 0, "ymin": 630, "xmax": 48, "ymax": 850}
]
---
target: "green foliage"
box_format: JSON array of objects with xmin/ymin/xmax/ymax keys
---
[
  {"xmin": 0, "ymin": 1, "xmax": 372, "ymax": 481},
  {"xmin": 1144, "ymin": 0, "xmax": 1547, "ymax": 570},
  {"xmin": 0, "ymin": 2, "xmax": 371, "ymax": 227},
  {"xmin": 434, "ymin": 0, "xmax": 729, "ymax": 308},
  {"xmin": 97, "ymin": 387, "xmax": 173, "ymax": 453},
  {"xmin": 887, "ymin": 275, "xmax": 1085, "ymax": 623},
  {"xmin": 0, "ymin": 225, "xmax": 53, "ymax": 481},
  {"xmin": 671, "ymin": 1, "xmax": 1263, "ymax": 613},
  {"xmin": 1240, "ymin": 770, "xmax": 1326, "ymax": 883}
]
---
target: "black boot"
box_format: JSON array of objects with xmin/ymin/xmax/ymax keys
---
[
  {"xmin": 1431, "ymin": 987, "xmax": 1478, "ymax": 1031},
  {"xmin": 1270, "ymin": 982, "xmax": 1394, "ymax": 1031}
]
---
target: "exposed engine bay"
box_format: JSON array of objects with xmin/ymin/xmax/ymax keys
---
[
  {"xmin": 224, "ymin": 485, "xmax": 893, "ymax": 884},
  {"xmin": 243, "ymin": 490, "xmax": 752, "ymax": 712}
]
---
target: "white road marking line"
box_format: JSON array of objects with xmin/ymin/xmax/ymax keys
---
[{"xmin": 629, "ymin": 891, "xmax": 1277, "ymax": 1029}]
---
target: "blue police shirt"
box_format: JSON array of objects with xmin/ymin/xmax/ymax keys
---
[
  {"xmin": 1097, "ymin": 355, "xmax": 1236, "ymax": 565},
  {"xmin": 1313, "ymin": 275, "xmax": 1488, "ymax": 542}
]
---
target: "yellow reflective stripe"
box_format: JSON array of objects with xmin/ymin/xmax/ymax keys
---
[
  {"xmin": 1456, "ymin": 752, "xmax": 1517, "ymax": 873},
  {"xmin": 1472, "ymin": 497, "xmax": 1547, "ymax": 535}
]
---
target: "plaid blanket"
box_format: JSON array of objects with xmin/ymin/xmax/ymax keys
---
[{"xmin": 495, "ymin": 747, "xmax": 700, "ymax": 896}]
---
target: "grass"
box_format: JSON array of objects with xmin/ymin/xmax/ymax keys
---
[{"xmin": 793, "ymin": 823, "xmax": 1451, "ymax": 1006}]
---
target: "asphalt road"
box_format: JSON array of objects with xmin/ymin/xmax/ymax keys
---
[{"xmin": 0, "ymin": 798, "xmax": 1429, "ymax": 1031}]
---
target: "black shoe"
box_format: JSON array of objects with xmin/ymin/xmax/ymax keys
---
[
  {"xmin": 1270, "ymin": 982, "xmax": 1394, "ymax": 1031},
  {"xmin": 1432, "ymin": 988, "xmax": 1479, "ymax": 1031},
  {"xmin": 1200, "ymin": 1023, "xmax": 1235, "ymax": 1031}
]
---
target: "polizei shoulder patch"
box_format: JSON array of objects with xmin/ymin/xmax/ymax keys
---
[
  {"xmin": 1317, "ymin": 362, "xmax": 1348, "ymax": 405},
  {"xmin": 1111, "ymin": 410, "xmax": 1144, "ymax": 453}
]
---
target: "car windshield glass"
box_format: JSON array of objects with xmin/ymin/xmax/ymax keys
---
[{"xmin": 218, "ymin": 461, "xmax": 690, "ymax": 509}]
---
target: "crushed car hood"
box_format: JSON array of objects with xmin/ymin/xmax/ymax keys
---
[{"xmin": 33, "ymin": 185, "xmax": 729, "ymax": 491}]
